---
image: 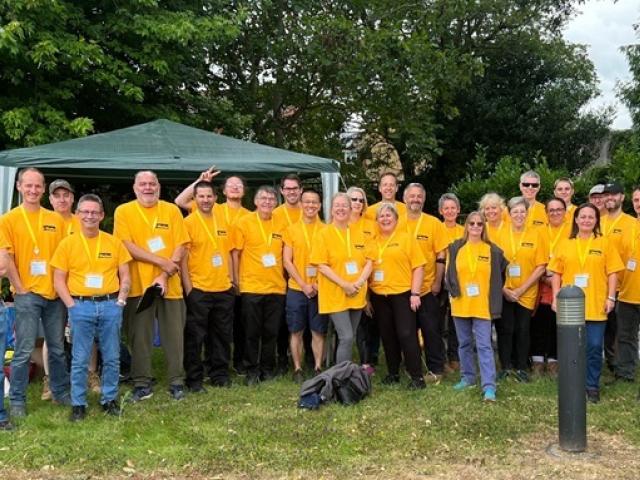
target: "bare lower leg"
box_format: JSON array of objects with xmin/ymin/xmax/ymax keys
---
[
  {"xmin": 290, "ymin": 332, "xmax": 303, "ymax": 371},
  {"xmin": 42, "ymin": 341, "xmax": 50, "ymax": 375},
  {"xmin": 311, "ymin": 332, "xmax": 325, "ymax": 370}
]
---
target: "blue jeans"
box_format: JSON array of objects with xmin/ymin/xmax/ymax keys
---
[
  {"xmin": 586, "ymin": 321, "xmax": 606, "ymax": 391},
  {"xmin": 10, "ymin": 293, "xmax": 68, "ymax": 405},
  {"xmin": 0, "ymin": 304, "xmax": 8, "ymax": 421},
  {"xmin": 69, "ymin": 299, "xmax": 122, "ymax": 406},
  {"xmin": 454, "ymin": 317, "xmax": 496, "ymax": 391}
]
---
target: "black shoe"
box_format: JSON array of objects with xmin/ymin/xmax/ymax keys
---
[
  {"xmin": 188, "ymin": 384, "xmax": 208, "ymax": 393},
  {"xmin": 497, "ymin": 370, "xmax": 511, "ymax": 381},
  {"xmin": 129, "ymin": 386, "xmax": 153, "ymax": 403},
  {"xmin": 382, "ymin": 374, "xmax": 400, "ymax": 385},
  {"xmin": 586, "ymin": 389, "xmax": 600, "ymax": 404},
  {"xmin": 70, "ymin": 405, "xmax": 86, "ymax": 422},
  {"xmin": 234, "ymin": 364, "xmax": 247, "ymax": 375},
  {"xmin": 261, "ymin": 371, "xmax": 277, "ymax": 382},
  {"xmin": 245, "ymin": 374, "xmax": 260, "ymax": 386},
  {"xmin": 605, "ymin": 374, "xmax": 634, "ymax": 386},
  {"xmin": 408, "ymin": 377, "xmax": 426, "ymax": 390},
  {"xmin": 0, "ymin": 420, "xmax": 14, "ymax": 431},
  {"xmin": 169, "ymin": 384, "xmax": 185, "ymax": 401},
  {"xmin": 210, "ymin": 378, "xmax": 232, "ymax": 388},
  {"xmin": 101, "ymin": 400, "xmax": 121, "ymax": 417}
]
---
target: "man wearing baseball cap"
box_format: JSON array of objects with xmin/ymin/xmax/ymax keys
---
[
  {"xmin": 588, "ymin": 184, "xmax": 606, "ymax": 216},
  {"xmin": 49, "ymin": 179, "xmax": 81, "ymax": 236}
]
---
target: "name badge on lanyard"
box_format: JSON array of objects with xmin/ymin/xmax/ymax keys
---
[
  {"xmin": 508, "ymin": 264, "xmax": 521, "ymax": 278},
  {"xmin": 147, "ymin": 236, "xmax": 165, "ymax": 253},
  {"xmin": 85, "ymin": 274, "xmax": 104, "ymax": 289},
  {"xmin": 345, "ymin": 261, "xmax": 359, "ymax": 275},
  {"xmin": 373, "ymin": 270, "xmax": 384, "ymax": 282},
  {"xmin": 262, "ymin": 253, "xmax": 276, "ymax": 268},
  {"xmin": 30, "ymin": 260, "xmax": 47, "ymax": 276},
  {"xmin": 627, "ymin": 259, "xmax": 637, "ymax": 272},
  {"xmin": 466, "ymin": 283, "xmax": 480, "ymax": 297},
  {"xmin": 574, "ymin": 274, "xmax": 589, "ymax": 288},
  {"xmin": 305, "ymin": 266, "xmax": 317, "ymax": 278},
  {"xmin": 211, "ymin": 254, "xmax": 223, "ymax": 267}
]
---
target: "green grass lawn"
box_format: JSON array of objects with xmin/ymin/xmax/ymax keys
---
[{"xmin": 2, "ymin": 354, "xmax": 640, "ymax": 478}]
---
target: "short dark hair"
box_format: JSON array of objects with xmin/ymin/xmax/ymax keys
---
[
  {"xmin": 280, "ymin": 173, "xmax": 301, "ymax": 188},
  {"xmin": 193, "ymin": 180, "xmax": 217, "ymax": 196},
  {"xmin": 569, "ymin": 203, "xmax": 601, "ymax": 239}
]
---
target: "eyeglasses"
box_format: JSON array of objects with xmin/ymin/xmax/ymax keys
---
[
  {"xmin": 548, "ymin": 208, "xmax": 566, "ymax": 214},
  {"xmin": 77, "ymin": 210, "xmax": 102, "ymax": 217},
  {"xmin": 468, "ymin": 221, "xmax": 484, "ymax": 227},
  {"xmin": 350, "ymin": 197, "xmax": 365, "ymax": 203},
  {"xmin": 521, "ymin": 182, "xmax": 540, "ymax": 188}
]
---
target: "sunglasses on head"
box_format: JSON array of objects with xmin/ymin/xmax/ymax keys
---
[
  {"xmin": 521, "ymin": 182, "xmax": 539, "ymax": 188},
  {"xmin": 350, "ymin": 197, "xmax": 365, "ymax": 203}
]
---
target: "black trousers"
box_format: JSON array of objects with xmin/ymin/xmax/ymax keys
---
[
  {"xmin": 439, "ymin": 290, "xmax": 458, "ymax": 362},
  {"xmin": 529, "ymin": 303, "xmax": 557, "ymax": 360},
  {"xmin": 416, "ymin": 292, "xmax": 446, "ymax": 374},
  {"xmin": 371, "ymin": 291, "xmax": 423, "ymax": 379},
  {"xmin": 604, "ymin": 307, "xmax": 617, "ymax": 370},
  {"xmin": 232, "ymin": 295, "xmax": 244, "ymax": 369},
  {"xmin": 184, "ymin": 288, "xmax": 235, "ymax": 386},
  {"xmin": 496, "ymin": 299, "xmax": 532, "ymax": 371},
  {"xmin": 241, "ymin": 293, "xmax": 285, "ymax": 377}
]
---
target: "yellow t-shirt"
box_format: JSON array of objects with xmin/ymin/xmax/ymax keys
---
[
  {"xmin": 60, "ymin": 214, "xmax": 81, "ymax": 236},
  {"xmin": 0, "ymin": 206, "xmax": 65, "ymax": 299},
  {"xmin": 564, "ymin": 204, "xmax": 577, "ymax": 224},
  {"xmin": 405, "ymin": 213, "xmax": 448, "ymax": 294},
  {"xmin": 494, "ymin": 227, "xmax": 548, "ymax": 310},
  {"xmin": 213, "ymin": 202, "xmax": 250, "ymax": 228},
  {"xmin": 272, "ymin": 203, "xmax": 302, "ymax": 232},
  {"xmin": 283, "ymin": 219, "xmax": 326, "ymax": 291},
  {"xmin": 548, "ymin": 235, "xmax": 624, "ymax": 321},
  {"xmin": 526, "ymin": 201, "xmax": 547, "ymax": 228},
  {"xmin": 443, "ymin": 223, "xmax": 464, "ymax": 246},
  {"xmin": 233, "ymin": 212, "xmax": 286, "ymax": 295},
  {"xmin": 450, "ymin": 242, "xmax": 492, "ymax": 320},
  {"xmin": 184, "ymin": 209, "xmax": 233, "ymax": 293},
  {"xmin": 486, "ymin": 221, "xmax": 506, "ymax": 244},
  {"xmin": 350, "ymin": 216, "xmax": 376, "ymax": 239},
  {"xmin": 113, "ymin": 200, "xmax": 189, "ymax": 299},
  {"xmin": 51, "ymin": 231, "xmax": 131, "ymax": 296},
  {"xmin": 601, "ymin": 212, "xmax": 636, "ymax": 255},
  {"xmin": 546, "ymin": 223, "xmax": 572, "ymax": 258},
  {"xmin": 310, "ymin": 225, "xmax": 375, "ymax": 315},
  {"xmin": 618, "ymin": 220, "xmax": 640, "ymax": 304},
  {"xmin": 369, "ymin": 230, "xmax": 426, "ymax": 295}
]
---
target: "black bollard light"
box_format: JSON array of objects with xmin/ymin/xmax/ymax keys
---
[{"xmin": 556, "ymin": 285, "xmax": 587, "ymax": 453}]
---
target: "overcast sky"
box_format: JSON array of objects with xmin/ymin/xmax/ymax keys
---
[{"xmin": 564, "ymin": 0, "xmax": 638, "ymax": 129}]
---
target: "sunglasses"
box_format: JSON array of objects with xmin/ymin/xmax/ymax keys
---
[
  {"xmin": 351, "ymin": 197, "xmax": 365, "ymax": 203},
  {"xmin": 468, "ymin": 221, "xmax": 484, "ymax": 227},
  {"xmin": 521, "ymin": 182, "xmax": 540, "ymax": 188}
]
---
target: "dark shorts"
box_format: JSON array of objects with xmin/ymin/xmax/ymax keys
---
[{"xmin": 285, "ymin": 289, "xmax": 327, "ymax": 334}]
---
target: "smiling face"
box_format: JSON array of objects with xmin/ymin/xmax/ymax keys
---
[
  {"xmin": 281, "ymin": 179, "xmax": 301, "ymax": 206},
  {"xmin": 331, "ymin": 195, "xmax": 351, "ymax": 224},
  {"xmin": 575, "ymin": 205, "xmax": 598, "ymax": 235},
  {"xmin": 509, "ymin": 203, "xmax": 527, "ymax": 229},
  {"xmin": 466, "ymin": 213, "xmax": 485, "ymax": 240},
  {"xmin": 194, "ymin": 185, "xmax": 216, "ymax": 214},
  {"xmin": 483, "ymin": 202, "xmax": 501, "ymax": 223},
  {"xmin": 223, "ymin": 176, "xmax": 245, "ymax": 201},
  {"xmin": 520, "ymin": 176, "xmax": 540, "ymax": 201},
  {"xmin": 49, "ymin": 188, "xmax": 74, "ymax": 216},
  {"xmin": 301, "ymin": 191, "xmax": 321, "ymax": 220},
  {"xmin": 379, "ymin": 174, "xmax": 398, "ymax": 202},
  {"xmin": 554, "ymin": 180, "xmax": 573, "ymax": 205},
  {"xmin": 133, "ymin": 171, "xmax": 160, "ymax": 207},
  {"xmin": 546, "ymin": 199, "xmax": 566, "ymax": 228},
  {"xmin": 77, "ymin": 200, "xmax": 105, "ymax": 232},
  {"xmin": 17, "ymin": 170, "xmax": 45, "ymax": 208},
  {"xmin": 440, "ymin": 199, "xmax": 460, "ymax": 224},
  {"xmin": 349, "ymin": 190, "xmax": 365, "ymax": 216},
  {"xmin": 404, "ymin": 186, "xmax": 425, "ymax": 215},
  {"xmin": 604, "ymin": 192, "xmax": 624, "ymax": 213},
  {"xmin": 254, "ymin": 190, "xmax": 277, "ymax": 216},
  {"xmin": 376, "ymin": 206, "xmax": 398, "ymax": 234}
]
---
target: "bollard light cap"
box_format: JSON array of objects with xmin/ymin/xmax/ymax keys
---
[{"xmin": 557, "ymin": 285, "xmax": 585, "ymax": 300}]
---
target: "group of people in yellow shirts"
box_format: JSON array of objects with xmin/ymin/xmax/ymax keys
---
[{"xmin": 0, "ymin": 166, "xmax": 638, "ymax": 430}]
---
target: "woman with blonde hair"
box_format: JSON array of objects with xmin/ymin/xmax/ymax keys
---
[{"xmin": 478, "ymin": 193, "xmax": 507, "ymax": 242}]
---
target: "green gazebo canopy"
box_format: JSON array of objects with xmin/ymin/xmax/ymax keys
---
[{"xmin": 0, "ymin": 119, "xmax": 339, "ymax": 181}]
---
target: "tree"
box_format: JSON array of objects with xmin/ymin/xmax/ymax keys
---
[
  {"xmin": 620, "ymin": 22, "xmax": 640, "ymax": 129},
  {"xmin": 0, "ymin": 0, "xmax": 244, "ymax": 149}
]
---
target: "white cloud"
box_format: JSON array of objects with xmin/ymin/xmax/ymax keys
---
[{"xmin": 564, "ymin": 0, "xmax": 639, "ymax": 129}]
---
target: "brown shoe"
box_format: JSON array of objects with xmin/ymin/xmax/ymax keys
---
[
  {"xmin": 88, "ymin": 371, "xmax": 101, "ymax": 394},
  {"xmin": 41, "ymin": 375, "xmax": 52, "ymax": 401},
  {"xmin": 531, "ymin": 362, "xmax": 545, "ymax": 378},
  {"xmin": 547, "ymin": 362, "xmax": 559, "ymax": 378}
]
